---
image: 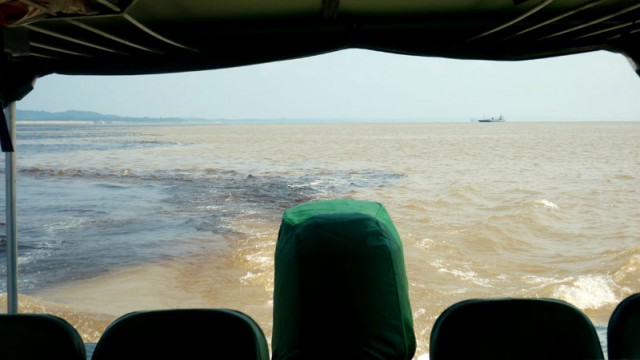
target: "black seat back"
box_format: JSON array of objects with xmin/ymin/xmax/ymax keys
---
[
  {"xmin": 608, "ymin": 293, "xmax": 640, "ymax": 360},
  {"xmin": 430, "ymin": 298, "xmax": 604, "ymax": 360},
  {"xmin": 91, "ymin": 308, "xmax": 269, "ymax": 360},
  {"xmin": 0, "ymin": 313, "xmax": 86, "ymax": 360}
]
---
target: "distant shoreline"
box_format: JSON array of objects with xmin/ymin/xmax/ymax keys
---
[
  {"xmin": 16, "ymin": 118, "xmax": 640, "ymax": 125},
  {"xmin": 18, "ymin": 120, "xmax": 96, "ymax": 125}
]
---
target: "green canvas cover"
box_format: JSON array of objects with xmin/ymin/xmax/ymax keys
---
[{"xmin": 272, "ymin": 199, "xmax": 416, "ymax": 359}]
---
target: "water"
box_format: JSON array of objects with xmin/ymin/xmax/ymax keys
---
[{"xmin": 1, "ymin": 121, "xmax": 639, "ymax": 357}]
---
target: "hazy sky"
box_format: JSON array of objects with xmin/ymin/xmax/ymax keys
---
[{"xmin": 16, "ymin": 49, "xmax": 640, "ymax": 122}]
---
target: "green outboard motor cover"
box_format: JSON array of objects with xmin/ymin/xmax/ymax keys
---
[{"xmin": 272, "ymin": 199, "xmax": 416, "ymax": 359}]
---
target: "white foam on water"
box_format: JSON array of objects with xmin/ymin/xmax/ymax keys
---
[
  {"xmin": 615, "ymin": 253, "xmax": 639, "ymax": 282},
  {"xmin": 416, "ymin": 353, "xmax": 430, "ymax": 360},
  {"xmin": 552, "ymin": 275, "xmax": 619, "ymax": 309},
  {"xmin": 240, "ymin": 271, "xmax": 258, "ymax": 285},
  {"xmin": 44, "ymin": 217, "xmax": 88, "ymax": 233},
  {"xmin": 534, "ymin": 199, "xmax": 559, "ymax": 209},
  {"xmin": 437, "ymin": 268, "xmax": 493, "ymax": 288},
  {"xmin": 413, "ymin": 308, "xmax": 427, "ymax": 317},
  {"xmin": 239, "ymin": 267, "xmax": 263, "ymax": 281},
  {"xmin": 245, "ymin": 253, "xmax": 273, "ymax": 268},
  {"xmin": 523, "ymin": 275, "xmax": 574, "ymax": 286},
  {"xmin": 416, "ymin": 237, "xmax": 435, "ymax": 249}
]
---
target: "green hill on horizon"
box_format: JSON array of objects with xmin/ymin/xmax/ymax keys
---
[{"xmin": 16, "ymin": 109, "xmax": 209, "ymax": 122}]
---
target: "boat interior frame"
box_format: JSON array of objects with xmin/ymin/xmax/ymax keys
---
[{"xmin": 1, "ymin": 0, "xmax": 639, "ymax": 357}]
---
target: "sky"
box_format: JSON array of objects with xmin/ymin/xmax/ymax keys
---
[{"xmin": 16, "ymin": 49, "xmax": 640, "ymax": 122}]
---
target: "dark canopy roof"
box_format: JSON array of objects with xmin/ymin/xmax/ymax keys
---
[{"xmin": 1, "ymin": 0, "xmax": 639, "ymax": 103}]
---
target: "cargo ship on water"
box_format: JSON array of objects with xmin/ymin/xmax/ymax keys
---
[{"xmin": 477, "ymin": 115, "xmax": 505, "ymax": 122}]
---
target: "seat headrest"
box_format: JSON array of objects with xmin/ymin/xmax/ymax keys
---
[
  {"xmin": 273, "ymin": 199, "xmax": 416, "ymax": 360},
  {"xmin": 92, "ymin": 308, "xmax": 269, "ymax": 360},
  {"xmin": 608, "ymin": 293, "xmax": 640, "ymax": 360},
  {"xmin": 430, "ymin": 298, "xmax": 604, "ymax": 360},
  {"xmin": 0, "ymin": 314, "xmax": 86, "ymax": 360}
]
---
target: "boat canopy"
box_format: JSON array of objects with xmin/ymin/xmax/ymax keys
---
[{"xmin": 1, "ymin": 0, "xmax": 640, "ymax": 105}]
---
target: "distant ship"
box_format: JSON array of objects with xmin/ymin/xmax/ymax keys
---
[{"xmin": 477, "ymin": 115, "xmax": 505, "ymax": 122}]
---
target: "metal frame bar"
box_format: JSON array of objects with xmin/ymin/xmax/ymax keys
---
[
  {"xmin": 19, "ymin": 0, "xmax": 56, "ymax": 16},
  {"xmin": 96, "ymin": 0, "xmax": 122, "ymax": 12},
  {"xmin": 23, "ymin": 24, "xmax": 123, "ymax": 54},
  {"xmin": 540, "ymin": 3, "xmax": 640, "ymax": 40},
  {"xmin": 503, "ymin": 0, "xmax": 606, "ymax": 40},
  {"xmin": 123, "ymin": 14, "xmax": 195, "ymax": 51},
  {"xmin": 29, "ymin": 41, "xmax": 93, "ymax": 57},
  {"xmin": 65, "ymin": 19, "xmax": 161, "ymax": 53},
  {"xmin": 574, "ymin": 21, "xmax": 636, "ymax": 40},
  {"xmin": 468, "ymin": 0, "xmax": 554, "ymax": 41},
  {"xmin": 4, "ymin": 102, "xmax": 18, "ymax": 314}
]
